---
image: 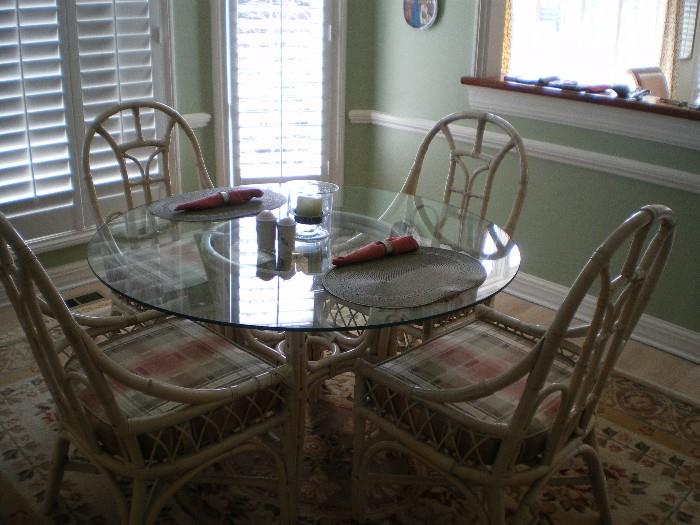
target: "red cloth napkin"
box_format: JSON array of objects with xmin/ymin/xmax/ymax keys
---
[
  {"xmin": 175, "ymin": 188, "xmax": 263, "ymax": 211},
  {"xmin": 332, "ymin": 235, "xmax": 419, "ymax": 267}
]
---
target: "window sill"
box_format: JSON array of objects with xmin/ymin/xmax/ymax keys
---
[{"xmin": 461, "ymin": 77, "xmax": 700, "ymax": 151}]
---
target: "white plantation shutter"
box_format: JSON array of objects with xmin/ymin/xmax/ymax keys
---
[
  {"xmin": 0, "ymin": 0, "xmax": 165, "ymax": 243},
  {"xmin": 233, "ymin": 0, "xmax": 326, "ymax": 183},
  {"xmin": 0, "ymin": 0, "xmax": 76, "ymax": 237},
  {"xmin": 75, "ymin": 0, "xmax": 159, "ymax": 214},
  {"xmin": 679, "ymin": 0, "xmax": 698, "ymax": 60}
]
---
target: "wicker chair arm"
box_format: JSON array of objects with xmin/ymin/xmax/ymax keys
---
[
  {"xmin": 37, "ymin": 296, "xmax": 167, "ymax": 330},
  {"xmin": 71, "ymin": 307, "xmax": 167, "ymax": 329},
  {"xmin": 79, "ymin": 330, "xmax": 290, "ymax": 405},
  {"xmin": 476, "ymin": 304, "xmax": 547, "ymax": 337},
  {"xmin": 477, "ymin": 305, "xmax": 589, "ymax": 339},
  {"xmin": 355, "ymin": 341, "xmax": 539, "ymax": 404},
  {"xmin": 564, "ymin": 324, "xmax": 590, "ymax": 338}
]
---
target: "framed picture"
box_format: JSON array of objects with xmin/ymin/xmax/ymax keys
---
[{"xmin": 404, "ymin": 0, "xmax": 438, "ymax": 30}]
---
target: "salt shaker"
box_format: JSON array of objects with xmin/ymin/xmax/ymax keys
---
[
  {"xmin": 256, "ymin": 211, "xmax": 277, "ymax": 253},
  {"xmin": 276, "ymin": 216, "xmax": 296, "ymax": 271}
]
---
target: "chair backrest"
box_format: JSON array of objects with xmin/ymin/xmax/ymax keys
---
[
  {"xmin": 400, "ymin": 111, "xmax": 528, "ymax": 238},
  {"xmin": 0, "ymin": 212, "xmax": 130, "ymax": 454},
  {"xmin": 83, "ymin": 100, "xmax": 214, "ymax": 226},
  {"xmin": 495, "ymin": 205, "xmax": 675, "ymax": 473},
  {"xmin": 628, "ymin": 66, "xmax": 670, "ymax": 98}
]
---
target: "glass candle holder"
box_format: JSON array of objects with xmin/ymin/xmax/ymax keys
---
[
  {"xmin": 294, "ymin": 238, "xmax": 331, "ymax": 275},
  {"xmin": 288, "ymin": 181, "xmax": 339, "ymax": 241}
]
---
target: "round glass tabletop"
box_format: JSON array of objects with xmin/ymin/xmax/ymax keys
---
[{"xmin": 87, "ymin": 186, "xmax": 520, "ymax": 332}]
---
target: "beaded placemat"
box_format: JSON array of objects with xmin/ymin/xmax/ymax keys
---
[
  {"xmin": 322, "ymin": 247, "xmax": 487, "ymax": 308},
  {"xmin": 149, "ymin": 188, "xmax": 286, "ymax": 222}
]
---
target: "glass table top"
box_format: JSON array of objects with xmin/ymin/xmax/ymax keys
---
[{"xmin": 87, "ymin": 185, "xmax": 520, "ymax": 332}]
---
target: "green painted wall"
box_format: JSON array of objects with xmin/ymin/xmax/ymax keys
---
[
  {"xmin": 171, "ymin": 0, "xmax": 216, "ymax": 191},
  {"xmin": 344, "ymin": 1, "xmax": 700, "ymax": 332}
]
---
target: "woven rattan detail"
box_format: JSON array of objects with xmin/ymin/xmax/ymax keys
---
[
  {"xmin": 149, "ymin": 188, "xmax": 286, "ymax": 221},
  {"xmin": 321, "ymin": 247, "xmax": 486, "ymax": 308}
]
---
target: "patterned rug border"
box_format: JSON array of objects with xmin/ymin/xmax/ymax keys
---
[{"xmin": 613, "ymin": 366, "xmax": 700, "ymax": 409}]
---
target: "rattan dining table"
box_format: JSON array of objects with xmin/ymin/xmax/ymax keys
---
[{"xmin": 87, "ymin": 184, "xmax": 520, "ymax": 435}]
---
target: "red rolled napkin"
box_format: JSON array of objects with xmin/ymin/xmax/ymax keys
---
[
  {"xmin": 332, "ymin": 235, "xmax": 419, "ymax": 267},
  {"xmin": 175, "ymin": 188, "xmax": 264, "ymax": 212}
]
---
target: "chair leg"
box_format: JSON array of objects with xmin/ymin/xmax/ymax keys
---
[
  {"xmin": 280, "ymin": 426, "xmax": 299, "ymax": 525},
  {"xmin": 582, "ymin": 433, "xmax": 613, "ymax": 525},
  {"xmin": 485, "ymin": 487, "xmax": 506, "ymax": 525},
  {"xmin": 128, "ymin": 478, "xmax": 146, "ymax": 525},
  {"xmin": 351, "ymin": 411, "xmax": 368, "ymax": 523},
  {"xmin": 43, "ymin": 436, "xmax": 70, "ymax": 513},
  {"xmin": 277, "ymin": 461, "xmax": 292, "ymax": 525}
]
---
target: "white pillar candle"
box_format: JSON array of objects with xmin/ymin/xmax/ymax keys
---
[{"xmin": 296, "ymin": 195, "xmax": 323, "ymax": 217}]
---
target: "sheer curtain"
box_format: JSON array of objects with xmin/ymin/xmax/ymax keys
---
[{"xmin": 661, "ymin": 0, "xmax": 683, "ymax": 96}]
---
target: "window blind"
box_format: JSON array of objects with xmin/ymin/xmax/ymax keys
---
[
  {"xmin": 679, "ymin": 0, "xmax": 698, "ymax": 60},
  {"xmin": 76, "ymin": 0, "xmax": 158, "ymax": 214},
  {"xmin": 233, "ymin": 0, "xmax": 325, "ymax": 183},
  {"xmin": 0, "ymin": 0, "xmax": 75, "ymax": 235},
  {"xmin": 0, "ymin": 0, "xmax": 162, "ymax": 242}
]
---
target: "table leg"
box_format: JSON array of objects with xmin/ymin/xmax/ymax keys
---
[
  {"xmin": 283, "ymin": 331, "xmax": 308, "ymax": 520},
  {"xmin": 373, "ymin": 326, "xmax": 399, "ymax": 360}
]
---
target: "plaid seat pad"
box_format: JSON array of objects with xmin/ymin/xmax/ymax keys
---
[
  {"xmin": 378, "ymin": 321, "xmax": 571, "ymax": 435},
  {"xmin": 70, "ymin": 318, "xmax": 274, "ymax": 420}
]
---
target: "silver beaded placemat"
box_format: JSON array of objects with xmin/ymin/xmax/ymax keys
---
[
  {"xmin": 321, "ymin": 247, "xmax": 487, "ymax": 308},
  {"xmin": 149, "ymin": 188, "xmax": 286, "ymax": 222}
]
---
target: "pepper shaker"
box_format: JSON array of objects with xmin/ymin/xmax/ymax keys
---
[{"xmin": 276, "ymin": 216, "xmax": 296, "ymax": 271}]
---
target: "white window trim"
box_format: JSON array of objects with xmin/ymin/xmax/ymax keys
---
[
  {"xmin": 466, "ymin": 86, "xmax": 700, "ymax": 151},
  {"xmin": 473, "ymin": 0, "xmax": 505, "ymax": 78},
  {"xmin": 472, "ymin": 0, "xmax": 700, "ymax": 149},
  {"xmin": 210, "ymin": 0, "xmax": 346, "ymax": 188}
]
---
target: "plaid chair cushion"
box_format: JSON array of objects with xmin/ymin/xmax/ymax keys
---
[
  {"xmin": 67, "ymin": 318, "xmax": 283, "ymax": 462},
  {"xmin": 378, "ymin": 320, "xmax": 570, "ymax": 435}
]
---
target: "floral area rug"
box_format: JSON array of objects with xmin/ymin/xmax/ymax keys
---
[{"xmin": 0, "ymin": 301, "xmax": 699, "ymax": 524}]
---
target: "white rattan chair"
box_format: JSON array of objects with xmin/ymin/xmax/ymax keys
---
[
  {"xmin": 352, "ymin": 204, "xmax": 675, "ymax": 524},
  {"xmin": 386, "ymin": 111, "xmax": 528, "ymax": 241},
  {"xmin": 83, "ymin": 100, "xmax": 214, "ymax": 228},
  {"xmin": 0, "ymin": 212, "xmax": 303, "ymax": 525},
  {"xmin": 381, "ymin": 111, "xmax": 528, "ymax": 344},
  {"xmin": 82, "ymin": 100, "xmax": 215, "ymax": 318}
]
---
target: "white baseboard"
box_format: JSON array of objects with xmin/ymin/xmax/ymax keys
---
[{"xmin": 508, "ymin": 272, "xmax": 700, "ymax": 364}]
